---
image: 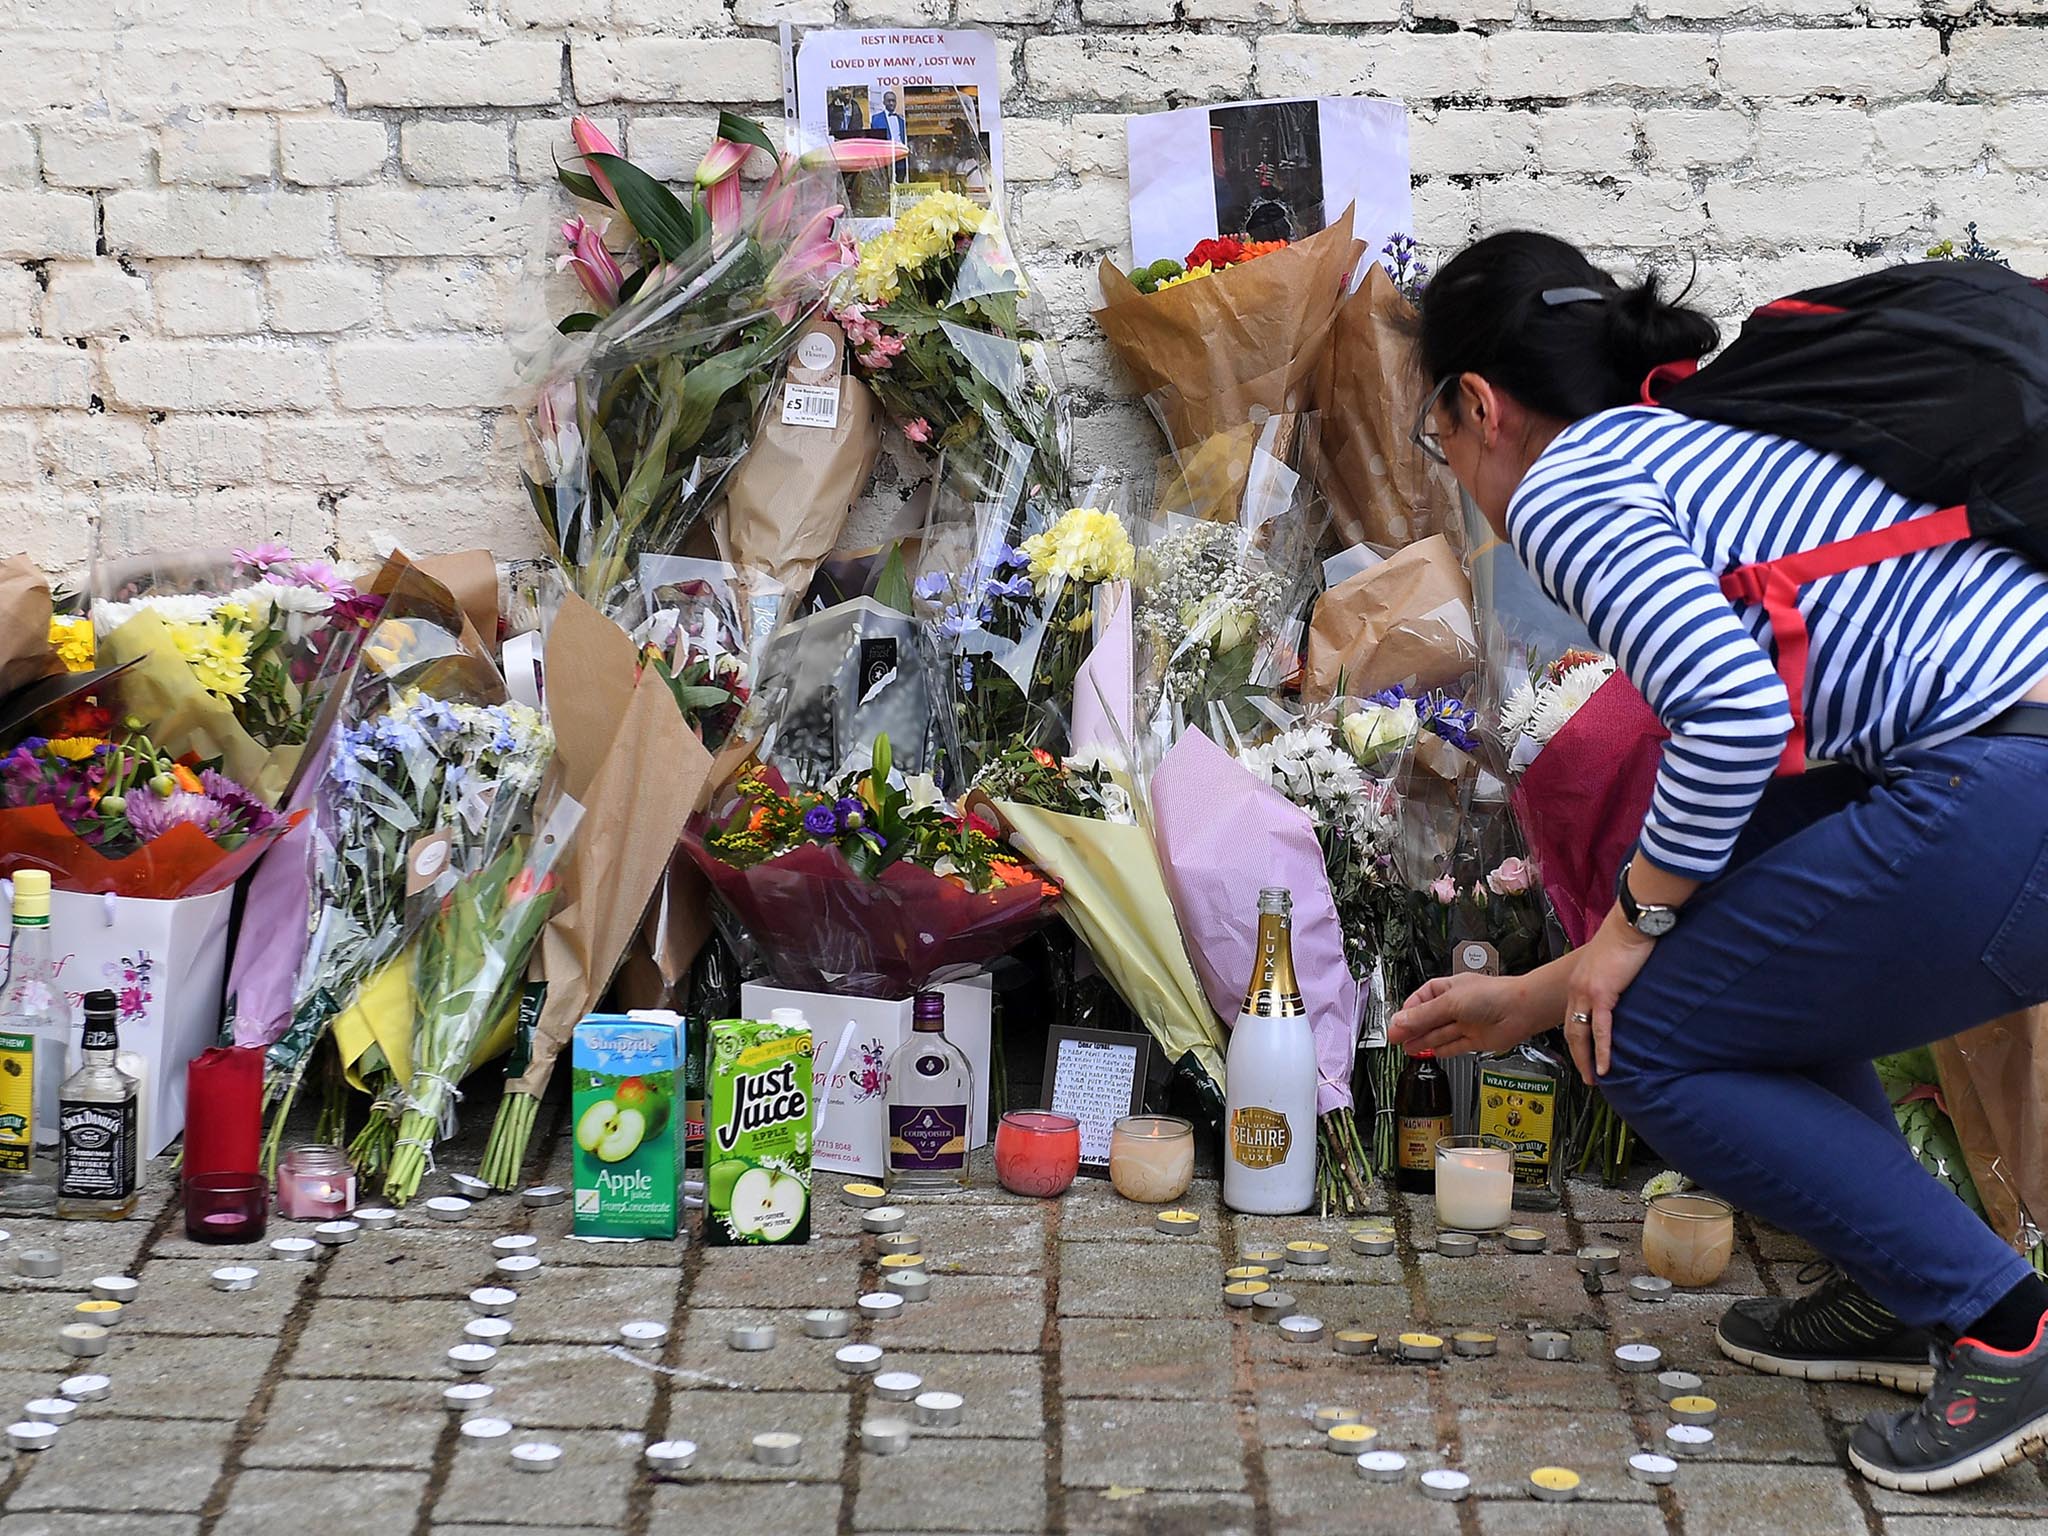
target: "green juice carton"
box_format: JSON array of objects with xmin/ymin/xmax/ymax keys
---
[
  {"xmin": 704, "ymin": 1011, "xmax": 812, "ymax": 1246},
  {"xmin": 572, "ymin": 1013, "xmax": 684, "ymax": 1239}
]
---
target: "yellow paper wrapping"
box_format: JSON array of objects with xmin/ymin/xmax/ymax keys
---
[
  {"xmin": 333, "ymin": 948, "xmax": 518, "ymax": 1094},
  {"xmin": 997, "ymin": 800, "xmax": 1226, "ymax": 1091}
]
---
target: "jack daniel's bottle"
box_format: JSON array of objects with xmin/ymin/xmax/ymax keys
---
[
  {"xmin": 56, "ymin": 990, "xmax": 138, "ymax": 1220},
  {"xmin": 1222, "ymin": 889, "xmax": 1317, "ymax": 1215}
]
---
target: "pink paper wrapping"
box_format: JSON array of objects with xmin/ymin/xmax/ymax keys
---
[
  {"xmin": 225, "ymin": 735, "xmax": 329, "ymax": 1048},
  {"xmin": 1069, "ymin": 581, "xmax": 1132, "ymax": 759},
  {"xmin": 1150, "ymin": 729, "xmax": 1358, "ymax": 1114},
  {"xmin": 1509, "ymin": 672, "xmax": 1667, "ymax": 949}
]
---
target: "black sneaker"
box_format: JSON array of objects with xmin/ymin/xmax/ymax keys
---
[
  {"xmin": 1716, "ymin": 1264, "xmax": 1937, "ymax": 1394},
  {"xmin": 1849, "ymin": 1314, "xmax": 2048, "ymax": 1492}
]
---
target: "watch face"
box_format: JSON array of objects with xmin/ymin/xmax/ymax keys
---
[{"xmin": 1637, "ymin": 907, "xmax": 1679, "ymax": 938}]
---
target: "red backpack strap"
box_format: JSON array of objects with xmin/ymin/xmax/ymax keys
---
[
  {"xmin": 1639, "ymin": 359, "xmax": 1699, "ymax": 405},
  {"xmin": 1719, "ymin": 504, "xmax": 1973, "ymax": 774}
]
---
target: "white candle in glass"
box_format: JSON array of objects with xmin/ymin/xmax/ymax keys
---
[
  {"xmin": 1108, "ymin": 1116, "xmax": 1195, "ymax": 1204},
  {"xmin": 1434, "ymin": 1138, "xmax": 1513, "ymax": 1232}
]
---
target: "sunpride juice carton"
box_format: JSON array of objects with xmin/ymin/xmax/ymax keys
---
[
  {"xmin": 705, "ymin": 1011, "xmax": 812, "ymax": 1246},
  {"xmin": 572, "ymin": 1013, "xmax": 683, "ymax": 1239}
]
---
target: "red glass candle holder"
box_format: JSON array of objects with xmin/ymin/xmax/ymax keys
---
[
  {"xmin": 184, "ymin": 1173, "xmax": 269, "ymax": 1244},
  {"xmin": 994, "ymin": 1111, "xmax": 1082, "ymax": 1198}
]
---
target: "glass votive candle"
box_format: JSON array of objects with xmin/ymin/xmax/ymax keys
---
[
  {"xmin": 185, "ymin": 1172, "xmax": 269, "ymax": 1244},
  {"xmin": 1108, "ymin": 1115, "xmax": 1194, "ymax": 1204},
  {"xmin": 276, "ymin": 1144, "xmax": 356, "ymax": 1221},
  {"xmin": 994, "ymin": 1112, "xmax": 1082, "ymax": 1198},
  {"xmin": 1433, "ymin": 1136, "xmax": 1514, "ymax": 1233},
  {"xmin": 1642, "ymin": 1192, "xmax": 1736, "ymax": 1286}
]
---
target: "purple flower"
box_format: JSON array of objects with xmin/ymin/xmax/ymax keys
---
[
  {"xmin": 124, "ymin": 789, "xmax": 236, "ymax": 844},
  {"xmin": 986, "ymin": 576, "xmax": 1033, "ymax": 600},
  {"xmin": 997, "ymin": 544, "xmax": 1029, "ymax": 571},
  {"xmin": 913, "ymin": 572, "xmax": 949, "ymax": 602},
  {"xmin": 835, "ymin": 796, "xmax": 863, "ymax": 826},
  {"xmin": 802, "ymin": 805, "xmax": 839, "ymax": 837}
]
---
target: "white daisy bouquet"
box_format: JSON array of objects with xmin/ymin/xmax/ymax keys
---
[{"xmin": 1497, "ymin": 648, "xmax": 1619, "ymax": 772}]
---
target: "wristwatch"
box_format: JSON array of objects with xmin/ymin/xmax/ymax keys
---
[{"xmin": 1616, "ymin": 858, "xmax": 1679, "ymax": 938}]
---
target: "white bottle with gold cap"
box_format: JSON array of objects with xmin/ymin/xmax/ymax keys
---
[{"xmin": 1222, "ymin": 888, "xmax": 1317, "ymax": 1215}]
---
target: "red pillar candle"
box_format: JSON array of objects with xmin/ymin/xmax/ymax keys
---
[
  {"xmin": 993, "ymin": 1111, "xmax": 1082, "ymax": 1198},
  {"xmin": 183, "ymin": 1045, "xmax": 263, "ymax": 1179}
]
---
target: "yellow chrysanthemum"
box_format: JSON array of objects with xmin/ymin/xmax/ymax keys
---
[
  {"xmin": 853, "ymin": 228, "xmax": 907, "ymax": 306},
  {"xmin": 46, "ymin": 736, "xmax": 103, "ymax": 761},
  {"xmin": 1020, "ymin": 506, "xmax": 1136, "ymax": 586},
  {"xmin": 169, "ymin": 618, "xmax": 252, "ymax": 701},
  {"xmin": 47, "ymin": 615, "xmax": 95, "ymax": 672},
  {"xmin": 1154, "ymin": 263, "xmax": 1214, "ymax": 292}
]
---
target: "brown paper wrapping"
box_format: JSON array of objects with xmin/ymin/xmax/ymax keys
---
[
  {"xmin": 507, "ymin": 593, "xmax": 713, "ymax": 1097},
  {"xmin": 1303, "ymin": 534, "xmax": 1478, "ymax": 702},
  {"xmin": 0, "ymin": 554, "xmax": 62, "ymax": 698},
  {"xmin": 1094, "ymin": 209, "xmax": 1364, "ymax": 448},
  {"xmin": 1931, "ymin": 1008, "xmax": 2048, "ymax": 1251},
  {"xmin": 413, "ymin": 549, "xmax": 501, "ymax": 647},
  {"xmin": 1314, "ymin": 263, "xmax": 1464, "ymax": 551}
]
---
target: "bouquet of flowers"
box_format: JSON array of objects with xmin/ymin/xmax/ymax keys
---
[
  {"xmin": 835, "ymin": 189, "xmax": 1071, "ymax": 523},
  {"xmin": 683, "ymin": 734, "xmax": 1056, "ymax": 997},
  {"xmin": 1125, "ymin": 234, "xmax": 1293, "ymax": 295}
]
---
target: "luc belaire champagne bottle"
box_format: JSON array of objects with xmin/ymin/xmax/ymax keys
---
[
  {"xmin": 57, "ymin": 990, "xmax": 139, "ymax": 1221},
  {"xmin": 1222, "ymin": 888, "xmax": 1317, "ymax": 1215}
]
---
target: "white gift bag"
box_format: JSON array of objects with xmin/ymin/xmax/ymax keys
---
[
  {"xmin": 0, "ymin": 883, "xmax": 234, "ymax": 1157},
  {"xmin": 739, "ymin": 976, "xmax": 994, "ymax": 1177}
]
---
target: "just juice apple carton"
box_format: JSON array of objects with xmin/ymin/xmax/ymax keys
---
[
  {"xmin": 572, "ymin": 1013, "xmax": 683, "ymax": 1239},
  {"xmin": 704, "ymin": 1010, "xmax": 812, "ymax": 1246}
]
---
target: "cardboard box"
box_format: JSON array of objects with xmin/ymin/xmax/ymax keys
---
[{"xmin": 738, "ymin": 977, "xmax": 993, "ymax": 1178}]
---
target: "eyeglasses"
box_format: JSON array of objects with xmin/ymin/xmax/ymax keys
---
[{"xmin": 1411, "ymin": 375, "xmax": 1454, "ymax": 466}]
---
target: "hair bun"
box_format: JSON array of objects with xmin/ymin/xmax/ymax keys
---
[{"xmin": 1601, "ymin": 275, "xmax": 1717, "ymax": 378}]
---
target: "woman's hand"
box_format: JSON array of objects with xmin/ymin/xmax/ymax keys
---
[
  {"xmin": 1388, "ymin": 972, "xmax": 1545, "ymax": 1058},
  {"xmin": 1563, "ymin": 906, "xmax": 1658, "ymax": 1081}
]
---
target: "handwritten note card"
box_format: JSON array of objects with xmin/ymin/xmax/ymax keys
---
[{"xmin": 1046, "ymin": 1032, "xmax": 1144, "ymax": 1167}]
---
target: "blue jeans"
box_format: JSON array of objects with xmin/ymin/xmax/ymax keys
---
[{"xmin": 1601, "ymin": 725, "xmax": 2048, "ymax": 1331}]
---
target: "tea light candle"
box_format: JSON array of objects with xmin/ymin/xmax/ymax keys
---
[
  {"xmin": 858, "ymin": 1293, "xmax": 905, "ymax": 1321},
  {"xmin": 60, "ymin": 1324, "xmax": 109, "ymax": 1356},
  {"xmin": 803, "ymin": 1308, "xmax": 851, "ymax": 1339},
  {"xmin": 1643, "ymin": 1192, "xmax": 1736, "ymax": 1287},
  {"xmin": 186, "ymin": 1172, "xmax": 269, "ymax": 1243},
  {"xmin": 447, "ymin": 1344, "xmax": 497, "ymax": 1373},
  {"xmin": 449, "ymin": 1174, "xmax": 491, "ymax": 1202},
  {"xmin": 1241, "ymin": 1247, "xmax": 1286, "ymax": 1267},
  {"xmin": 276, "ymin": 1146, "xmax": 357, "ymax": 1221},
  {"xmin": 1398, "ymin": 1332, "xmax": 1445, "ymax": 1363},
  {"xmin": 618, "ymin": 1320, "xmax": 669, "ymax": 1348},
  {"xmin": 751, "ymin": 1431, "xmax": 802, "ymax": 1467},
  {"xmin": 1630, "ymin": 1451, "xmax": 1679, "ymax": 1485},
  {"xmin": 1526, "ymin": 1331, "xmax": 1573, "ymax": 1361},
  {"xmin": 460, "ymin": 1416, "xmax": 513, "ymax": 1441},
  {"xmin": 834, "ymin": 1343, "xmax": 884, "ymax": 1375},
  {"xmin": 1222, "ymin": 1281, "xmax": 1270, "ymax": 1308},
  {"xmin": 270, "ymin": 1237, "xmax": 317, "ymax": 1262},
  {"xmin": 873, "ymin": 1370, "xmax": 923, "ymax": 1401},
  {"xmin": 875, "ymin": 1232, "xmax": 921, "ymax": 1257},
  {"xmin": 1668, "ymin": 1395, "xmax": 1720, "ymax": 1428},
  {"xmin": 443, "ymin": 1383, "xmax": 495, "ymax": 1412},
  {"xmin": 469, "ymin": 1288, "xmax": 518, "ymax": 1317},
  {"xmin": 1349, "ymin": 1229, "xmax": 1394, "ymax": 1258},
  {"xmin": 1252, "ymin": 1290, "xmax": 1297, "ymax": 1322},
  {"xmin": 353, "ymin": 1208, "xmax": 398, "ymax": 1231},
  {"xmin": 495, "ymin": 1255, "xmax": 542, "ymax": 1278},
  {"xmin": 1327, "ymin": 1422, "xmax": 1378, "ymax": 1455},
  {"xmin": 1108, "ymin": 1115, "xmax": 1195, "ymax": 1205},
  {"xmin": 521, "ymin": 1184, "xmax": 566, "ymax": 1207},
  {"xmin": 884, "ymin": 1271, "xmax": 931, "ymax": 1304},
  {"xmin": 1355, "ymin": 1450, "xmax": 1408, "ymax": 1483},
  {"xmin": 7, "ymin": 1422, "xmax": 58, "ymax": 1452},
  {"xmin": 1665, "ymin": 1424, "xmax": 1715, "ymax": 1457},
  {"xmin": 1434, "ymin": 1137, "xmax": 1514, "ymax": 1232},
  {"xmin": 464, "ymin": 1317, "xmax": 514, "ymax": 1346},
  {"xmin": 16, "ymin": 1248, "xmax": 60, "ymax": 1278},
  {"xmin": 1278, "ymin": 1315, "xmax": 1325, "ymax": 1343},
  {"xmin": 1311, "ymin": 1406, "xmax": 1361, "ymax": 1431},
  {"xmin": 1614, "ymin": 1344, "xmax": 1663, "ymax": 1374},
  {"xmin": 994, "ymin": 1111, "xmax": 1082, "ymax": 1198},
  {"xmin": 423, "ymin": 1197, "xmax": 472, "ymax": 1223},
  {"xmin": 1629, "ymin": 1276, "xmax": 1675, "ymax": 1304},
  {"xmin": 1334, "ymin": 1329, "xmax": 1378, "ymax": 1357},
  {"xmin": 1530, "ymin": 1467, "xmax": 1582, "ymax": 1502},
  {"xmin": 1284, "ymin": 1240, "xmax": 1330, "ymax": 1266},
  {"xmin": 1453, "ymin": 1330, "xmax": 1498, "ymax": 1358},
  {"xmin": 1435, "ymin": 1232, "xmax": 1479, "ymax": 1258},
  {"xmin": 1576, "ymin": 1245, "xmax": 1622, "ymax": 1275},
  {"xmin": 90, "ymin": 1276, "xmax": 138, "ymax": 1306},
  {"xmin": 60, "ymin": 1375, "xmax": 109, "ymax": 1404},
  {"xmin": 841, "ymin": 1182, "xmax": 889, "ymax": 1208},
  {"xmin": 645, "ymin": 1439, "xmax": 697, "ymax": 1476},
  {"xmin": 878, "ymin": 1252, "xmax": 927, "ymax": 1277},
  {"xmin": 312, "ymin": 1221, "xmax": 359, "ymax": 1246},
  {"xmin": 1420, "ymin": 1469, "xmax": 1471, "ymax": 1502},
  {"xmin": 728, "ymin": 1323, "xmax": 777, "ymax": 1352},
  {"xmin": 914, "ymin": 1390, "xmax": 964, "ymax": 1427},
  {"xmin": 511, "ymin": 1441, "xmax": 561, "ymax": 1473},
  {"xmin": 862, "ymin": 1417, "xmax": 912, "ymax": 1455},
  {"xmin": 1223, "ymin": 1264, "xmax": 1270, "ymax": 1283},
  {"xmin": 1656, "ymin": 1370, "xmax": 1704, "ymax": 1403},
  {"xmin": 24, "ymin": 1398, "xmax": 78, "ymax": 1426},
  {"xmin": 1503, "ymin": 1227, "xmax": 1549, "ymax": 1254},
  {"xmin": 73, "ymin": 1301, "xmax": 122, "ymax": 1328},
  {"xmin": 862, "ymin": 1207, "xmax": 907, "ymax": 1235},
  {"xmin": 1155, "ymin": 1209, "xmax": 1202, "ymax": 1236},
  {"xmin": 492, "ymin": 1234, "xmax": 538, "ymax": 1255}
]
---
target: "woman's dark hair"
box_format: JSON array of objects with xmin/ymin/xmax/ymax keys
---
[{"xmin": 1418, "ymin": 231, "xmax": 1720, "ymax": 423}]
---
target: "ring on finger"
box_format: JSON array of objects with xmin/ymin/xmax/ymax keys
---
[{"xmin": 1568, "ymin": 1011, "xmax": 1592, "ymax": 1027}]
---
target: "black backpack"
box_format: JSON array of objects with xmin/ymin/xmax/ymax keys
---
[{"xmin": 1654, "ymin": 259, "xmax": 2048, "ymax": 569}]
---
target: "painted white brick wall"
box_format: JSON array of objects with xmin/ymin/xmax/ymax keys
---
[{"xmin": 1, "ymin": 1, "xmax": 2044, "ymax": 575}]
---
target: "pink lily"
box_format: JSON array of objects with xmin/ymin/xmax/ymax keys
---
[
  {"xmin": 571, "ymin": 117, "xmax": 622, "ymax": 210},
  {"xmin": 904, "ymin": 418, "xmax": 932, "ymax": 445},
  {"xmin": 800, "ymin": 137, "xmax": 909, "ymax": 175},
  {"xmin": 764, "ymin": 205, "xmax": 854, "ymax": 323},
  {"xmin": 695, "ymin": 135, "xmax": 751, "ymax": 189},
  {"xmin": 696, "ymin": 137, "xmax": 755, "ymax": 245},
  {"xmin": 558, "ymin": 216, "xmax": 623, "ymax": 311}
]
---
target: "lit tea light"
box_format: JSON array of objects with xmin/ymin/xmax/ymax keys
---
[
  {"xmin": 914, "ymin": 1390, "xmax": 964, "ymax": 1427},
  {"xmin": 73, "ymin": 1300, "xmax": 122, "ymax": 1328},
  {"xmin": 1576, "ymin": 1245, "xmax": 1621, "ymax": 1275},
  {"xmin": 884, "ymin": 1271, "xmax": 932, "ymax": 1304},
  {"xmin": 468, "ymin": 1287, "xmax": 518, "ymax": 1317},
  {"xmin": 1668, "ymin": 1395, "xmax": 1719, "ymax": 1428},
  {"xmin": 521, "ymin": 1185, "xmax": 567, "ymax": 1207},
  {"xmin": 443, "ymin": 1382, "xmax": 494, "ymax": 1412},
  {"xmin": 1664, "ymin": 1424, "xmax": 1715, "ymax": 1457},
  {"xmin": 6, "ymin": 1422, "xmax": 58, "ymax": 1452},
  {"xmin": 834, "ymin": 1343, "xmax": 884, "ymax": 1376},
  {"xmin": 449, "ymin": 1174, "xmax": 491, "ymax": 1202},
  {"xmin": 618, "ymin": 1320, "xmax": 669, "ymax": 1348},
  {"xmin": 15, "ymin": 1249, "xmax": 60, "ymax": 1279},
  {"xmin": 312, "ymin": 1221, "xmax": 359, "ymax": 1246},
  {"xmin": 1614, "ymin": 1344, "xmax": 1663, "ymax": 1374},
  {"xmin": 1397, "ymin": 1331, "xmax": 1445, "ymax": 1363},
  {"xmin": 803, "ymin": 1308, "xmax": 851, "ymax": 1339},
  {"xmin": 1435, "ymin": 1232, "xmax": 1479, "ymax": 1258},
  {"xmin": 751, "ymin": 1431, "xmax": 802, "ymax": 1467},
  {"xmin": 1222, "ymin": 1281, "xmax": 1270, "ymax": 1309},
  {"xmin": 459, "ymin": 1415, "xmax": 512, "ymax": 1441},
  {"xmin": 861, "ymin": 1417, "xmax": 912, "ymax": 1455},
  {"xmin": 1333, "ymin": 1329, "xmax": 1378, "ymax": 1357},
  {"xmin": 1629, "ymin": 1451, "xmax": 1679, "ymax": 1485},
  {"xmin": 645, "ymin": 1439, "xmax": 696, "ymax": 1477},
  {"xmin": 23, "ymin": 1399, "xmax": 77, "ymax": 1427},
  {"xmin": 1278, "ymin": 1315, "xmax": 1325, "ymax": 1343},
  {"xmin": 1223, "ymin": 1265, "xmax": 1270, "ymax": 1283},
  {"xmin": 495, "ymin": 1255, "xmax": 542, "ymax": 1278},
  {"xmin": 89, "ymin": 1276, "xmax": 138, "ymax": 1306},
  {"xmin": 1503, "ymin": 1227, "xmax": 1548, "ymax": 1254},
  {"xmin": 873, "ymin": 1370, "xmax": 923, "ymax": 1402},
  {"xmin": 878, "ymin": 1252, "xmax": 927, "ymax": 1276},
  {"xmin": 1355, "ymin": 1450, "xmax": 1408, "ymax": 1483},
  {"xmin": 1241, "ymin": 1247, "xmax": 1286, "ymax": 1267},
  {"xmin": 1348, "ymin": 1229, "xmax": 1394, "ymax": 1258},
  {"xmin": 1655, "ymin": 1370, "xmax": 1703, "ymax": 1403},
  {"xmin": 861, "ymin": 1207, "xmax": 908, "ymax": 1235},
  {"xmin": 1529, "ymin": 1466, "xmax": 1582, "ymax": 1502},
  {"xmin": 353, "ymin": 1208, "xmax": 399, "ymax": 1231},
  {"xmin": 270, "ymin": 1238, "xmax": 317, "ymax": 1262},
  {"xmin": 1629, "ymin": 1276, "xmax": 1674, "ymax": 1304},
  {"xmin": 1526, "ymin": 1331, "xmax": 1573, "ymax": 1361},
  {"xmin": 1252, "ymin": 1290, "xmax": 1297, "ymax": 1323},
  {"xmin": 1326, "ymin": 1421, "xmax": 1378, "ymax": 1455},
  {"xmin": 464, "ymin": 1317, "xmax": 514, "ymax": 1346},
  {"xmin": 492, "ymin": 1235, "xmax": 538, "ymax": 1255},
  {"xmin": 510, "ymin": 1441, "xmax": 561, "ymax": 1473},
  {"xmin": 1155, "ymin": 1209, "xmax": 1203, "ymax": 1236},
  {"xmin": 1312, "ymin": 1406, "xmax": 1361, "ymax": 1431},
  {"xmin": 1284, "ymin": 1241, "xmax": 1330, "ymax": 1266},
  {"xmin": 447, "ymin": 1344, "xmax": 497, "ymax": 1374},
  {"xmin": 1420, "ymin": 1468, "xmax": 1470, "ymax": 1502},
  {"xmin": 59, "ymin": 1375, "xmax": 109, "ymax": 1404},
  {"xmin": 841, "ymin": 1182, "xmax": 889, "ymax": 1209},
  {"xmin": 423, "ymin": 1197, "xmax": 472, "ymax": 1224},
  {"xmin": 858, "ymin": 1292, "xmax": 906, "ymax": 1321},
  {"xmin": 728, "ymin": 1323, "xmax": 777, "ymax": 1352},
  {"xmin": 1452, "ymin": 1330, "xmax": 1498, "ymax": 1358}
]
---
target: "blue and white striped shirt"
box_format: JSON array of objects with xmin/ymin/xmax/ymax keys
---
[{"xmin": 1508, "ymin": 407, "xmax": 2048, "ymax": 879}]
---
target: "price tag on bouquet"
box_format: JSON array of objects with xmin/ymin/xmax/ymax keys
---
[
  {"xmin": 1454, "ymin": 941, "xmax": 1501, "ymax": 977},
  {"xmin": 781, "ymin": 322, "xmax": 845, "ymax": 431}
]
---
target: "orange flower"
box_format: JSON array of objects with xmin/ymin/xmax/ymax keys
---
[
  {"xmin": 171, "ymin": 764, "xmax": 204, "ymax": 793},
  {"xmin": 1029, "ymin": 748, "xmax": 1057, "ymax": 769}
]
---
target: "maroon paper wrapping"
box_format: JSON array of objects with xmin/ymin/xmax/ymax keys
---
[
  {"xmin": 1509, "ymin": 672, "xmax": 1668, "ymax": 949},
  {"xmin": 183, "ymin": 1045, "xmax": 264, "ymax": 1178}
]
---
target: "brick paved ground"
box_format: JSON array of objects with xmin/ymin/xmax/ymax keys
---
[{"xmin": 1, "ymin": 1101, "xmax": 2044, "ymax": 1536}]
